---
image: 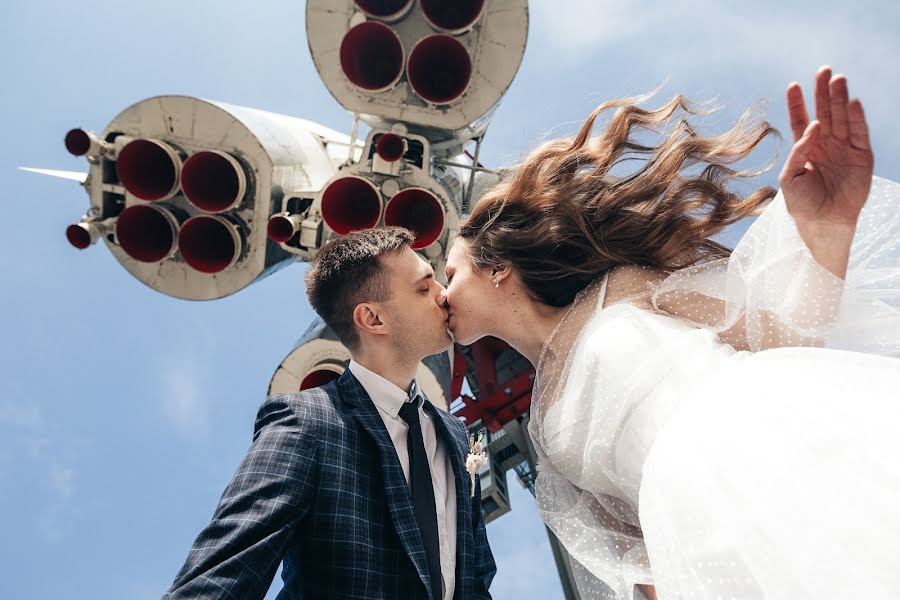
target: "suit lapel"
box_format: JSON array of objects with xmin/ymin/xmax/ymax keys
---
[
  {"xmin": 337, "ymin": 371, "xmax": 433, "ymax": 595},
  {"xmin": 423, "ymin": 400, "xmax": 472, "ymax": 597}
]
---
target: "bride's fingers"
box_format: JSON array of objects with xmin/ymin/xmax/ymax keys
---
[
  {"xmin": 814, "ymin": 66, "xmax": 833, "ymax": 136},
  {"xmin": 829, "ymin": 74, "xmax": 849, "ymax": 141},
  {"xmin": 848, "ymin": 99, "xmax": 871, "ymax": 151},
  {"xmin": 787, "ymin": 83, "xmax": 809, "ymax": 142},
  {"xmin": 782, "ymin": 120, "xmax": 821, "ymax": 180}
]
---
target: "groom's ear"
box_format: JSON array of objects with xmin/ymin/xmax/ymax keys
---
[{"xmin": 353, "ymin": 303, "xmax": 387, "ymax": 337}]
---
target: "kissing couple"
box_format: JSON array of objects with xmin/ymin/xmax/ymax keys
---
[{"xmin": 166, "ymin": 66, "xmax": 900, "ymax": 600}]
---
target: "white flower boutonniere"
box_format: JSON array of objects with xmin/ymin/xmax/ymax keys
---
[{"xmin": 465, "ymin": 432, "xmax": 487, "ymax": 498}]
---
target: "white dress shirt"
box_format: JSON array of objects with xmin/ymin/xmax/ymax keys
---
[{"xmin": 349, "ymin": 360, "xmax": 457, "ymax": 600}]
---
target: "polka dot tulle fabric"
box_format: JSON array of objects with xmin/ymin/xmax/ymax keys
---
[{"xmin": 528, "ymin": 177, "xmax": 900, "ymax": 598}]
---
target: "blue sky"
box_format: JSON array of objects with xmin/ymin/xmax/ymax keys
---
[{"xmin": 2, "ymin": 1, "xmax": 899, "ymax": 598}]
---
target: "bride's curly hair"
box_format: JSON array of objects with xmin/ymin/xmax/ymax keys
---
[{"xmin": 458, "ymin": 93, "xmax": 780, "ymax": 307}]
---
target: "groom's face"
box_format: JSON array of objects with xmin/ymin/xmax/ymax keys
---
[{"xmin": 378, "ymin": 248, "xmax": 452, "ymax": 358}]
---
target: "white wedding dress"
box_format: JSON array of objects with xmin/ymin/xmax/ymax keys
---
[{"xmin": 531, "ymin": 177, "xmax": 900, "ymax": 599}]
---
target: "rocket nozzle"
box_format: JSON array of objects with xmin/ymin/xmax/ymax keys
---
[
  {"xmin": 375, "ymin": 133, "xmax": 407, "ymax": 162},
  {"xmin": 300, "ymin": 368, "xmax": 342, "ymax": 391},
  {"xmin": 406, "ymin": 34, "xmax": 472, "ymax": 105},
  {"xmin": 66, "ymin": 218, "xmax": 115, "ymax": 250},
  {"xmin": 267, "ymin": 213, "xmax": 303, "ymax": 243},
  {"xmin": 64, "ymin": 128, "xmax": 112, "ymax": 158},
  {"xmin": 115, "ymin": 204, "xmax": 179, "ymax": 263},
  {"xmin": 116, "ymin": 139, "xmax": 182, "ymax": 202},
  {"xmin": 340, "ymin": 22, "xmax": 405, "ymax": 93},
  {"xmin": 384, "ymin": 187, "xmax": 444, "ymax": 250},
  {"xmin": 177, "ymin": 215, "xmax": 242, "ymax": 274},
  {"xmin": 421, "ymin": 0, "xmax": 485, "ymax": 33},
  {"xmin": 180, "ymin": 150, "xmax": 247, "ymax": 213},
  {"xmin": 321, "ymin": 176, "xmax": 382, "ymax": 235},
  {"xmin": 354, "ymin": 0, "xmax": 413, "ymax": 21}
]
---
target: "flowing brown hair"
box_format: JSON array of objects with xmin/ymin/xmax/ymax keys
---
[{"xmin": 458, "ymin": 93, "xmax": 780, "ymax": 307}]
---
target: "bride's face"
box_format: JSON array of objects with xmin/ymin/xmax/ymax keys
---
[{"xmin": 442, "ymin": 239, "xmax": 496, "ymax": 345}]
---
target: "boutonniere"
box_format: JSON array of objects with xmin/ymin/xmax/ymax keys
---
[{"xmin": 465, "ymin": 432, "xmax": 487, "ymax": 498}]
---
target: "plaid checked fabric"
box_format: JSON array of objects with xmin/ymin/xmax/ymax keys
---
[{"xmin": 164, "ymin": 369, "xmax": 496, "ymax": 600}]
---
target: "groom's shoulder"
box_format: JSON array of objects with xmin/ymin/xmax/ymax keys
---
[{"xmin": 256, "ymin": 381, "xmax": 344, "ymax": 434}]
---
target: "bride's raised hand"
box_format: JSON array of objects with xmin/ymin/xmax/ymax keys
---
[{"xmin": 779, "ymin": 66, "xmax": 874, "ymax": 238}]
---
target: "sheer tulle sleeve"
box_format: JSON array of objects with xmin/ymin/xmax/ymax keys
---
[
  {"xmin": 653, "ymin": 176, "xmax": 900, "ymax": 356},
  {"xmin": 529, "ymin": 279, "xmax": 655, "ymax": 600},
  {"xmin": 532, "ymin": 462, "xmax": 650, "ymax": 599}
]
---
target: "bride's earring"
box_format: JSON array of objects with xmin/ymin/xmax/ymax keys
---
[{"xmin": 492, "ymin": 278, "xmax": 499, "ymax": 288}]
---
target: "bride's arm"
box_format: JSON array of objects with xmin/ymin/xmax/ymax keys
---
[
  {"xmin": 655, "ymin": 290, "xmax": 826, "ymax": 352},
  {"xmin": 584, "ymin": 494, "xmax": 660, "ymax": 599},
  {"xmin": 778, "ymin": 67, "xmax": 872, "ymax": 281},
  {"xmin": 636, "ymin": 583, "xmax": 658, "ymax": 600},
  {"xmin": 609, "ymin": 265, "xmax": 828, "ymax": 351},
  {"xmin": 651, "ymin": 68, "xmax": 873, "ymax": 353}
]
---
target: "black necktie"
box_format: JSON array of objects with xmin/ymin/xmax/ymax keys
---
[{"xmin": 398, "ymin": 386, "xmax": 443, "ymax": 600}]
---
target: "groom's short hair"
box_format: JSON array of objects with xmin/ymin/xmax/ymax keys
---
[{"xmin": 305, "ymin": 227, "xmax": 415, "ymax": 351}]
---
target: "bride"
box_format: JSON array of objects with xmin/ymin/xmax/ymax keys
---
[{"xmin": 442, "ymin": 66, "xmax": 900, "ymax": 599}]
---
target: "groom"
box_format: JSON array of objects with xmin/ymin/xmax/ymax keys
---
[{"xmin": 164, "ymin": 227, "xmax": 495, "ymax": 599}]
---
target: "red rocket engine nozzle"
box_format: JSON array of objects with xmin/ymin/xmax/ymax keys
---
[
  {"xmin": 64, "ymin": 128, "xmax": 93, "ymax": 156},
  {"xmin": 340, "ymin": 22, "xmax": 405, "ymax": 93},
  {"xmin": 115, "ymin": 204, "xmax": 180, "ymax": 263},
  {"xmin": 384, "ymin": 187, "xmax": 444, "ymax": 250},
  {"xmin": 116, "ymin": 139, "xmax": 182, "ymax": 202},
  {"xmin": 375, "ymin": 133, "xmax": 407, "ymax": 162},
  {"xmin": 321, "ymin": 176, "xmax": 383, "ymax": 235},
  {"xmin": 64, "ymin": 128, "xmax": 112, "ymax": 158},
  {"xmin": 354, "ymin": 0, "xmax": 413, "ymax": 21},
  {"xmin": 66, "ymin": 223, "xmax": 95, "ymax": 250},
  {"xmin": 180, "ymin": 150, "xmax": 247, "ymax": 213},
  {"xmin": 267, "ymin": 214, "xmax": 303, "ymax": 243},
  {"xmin": 177, "ymin": 215, "xmax": 242, "ymax": 274},
  {"xmin": 65, "ymin": 218, "xmax": 114, "ymax": 250},
  {"xmin": 421, "ymin": 0, "xmax": 485, "ymax": 33},
  {"xmin": 406, "ymin": 34, "xmax": 472, "ymax": 105},
  {"xmin": 300, "ymin": 368, "xmax": 343, "ymax": 391}
]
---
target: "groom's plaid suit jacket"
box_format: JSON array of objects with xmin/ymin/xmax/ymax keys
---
[{"xmin": 164, "ymin": 369, "xmax": 496, "ymax": 600}]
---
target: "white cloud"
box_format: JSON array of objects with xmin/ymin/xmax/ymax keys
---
[
  {"xmin": 530, "ymin": 0, "xmax": 655, "ymax": 62},
  {"xmin": 49, "ymin": 461, "xmax": 76, "ymax": 498},
  {"xmin": 531, "ymin": 1, "xmax": 898, "ymax": 74},
  {"xmin": 0, "ymin": 398, "xmax": 45, "ymax": 431},
  {"xmin": 0, "ymin": 399, "xmax": 51, "ymax": 459},
  {"xmin": 528, "ymin": 0, "xmax": 900, "ymax": 135},
  {"xmin": 39, "ymin": 508, "xmax": 64, "ymax": 543},
  {"xmin": 23, "ymin": 435, "xmax": 51, "ymax": 459},
  {"xmin": 39, "ymin": 463, "xmax": 83, "ymax": 543},
  {"xmin": 0, "ymin": 399, "xmax": 79, "ymax": 542},
  {"xmin": 37, "ymin": 497, "xmax": 83, "ymax": 544},
  {"xmin": 159, "ymin": 345, "xmax": 212, "ymax": 437}
]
